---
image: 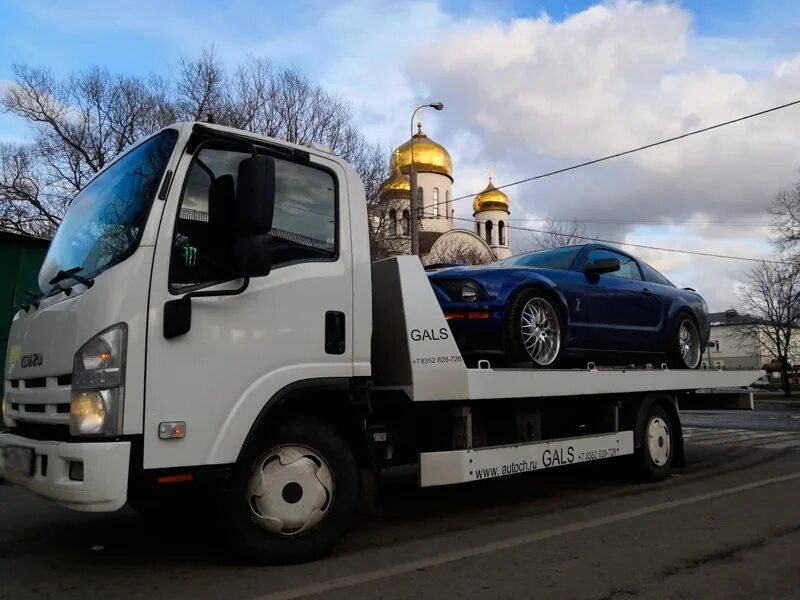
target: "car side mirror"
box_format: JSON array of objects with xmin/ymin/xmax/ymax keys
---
[{"xmin": 584, "ymin": 257, "xmax": 620, "ymax": 275}]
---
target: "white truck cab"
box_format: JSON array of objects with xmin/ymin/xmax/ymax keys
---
[{"xmin": 1, "ymin": 122, "xmax": 762, "ymax": 563}]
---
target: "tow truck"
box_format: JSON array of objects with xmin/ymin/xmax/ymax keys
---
[{"xmin": 1, "ymin": 122, "xmax": 762, "ymax": 563}]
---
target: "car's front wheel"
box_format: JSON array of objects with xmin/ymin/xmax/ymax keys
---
[
  {"xmin": 506, "ymin": 289, "xmax": 563, "ymax": 367},
  {"xmin": 668, "ymin": 314, "xmax": 702, "ymax": 369}
]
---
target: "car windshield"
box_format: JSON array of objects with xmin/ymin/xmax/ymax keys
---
[
  {"xmin": 497, "ymin": 245, "xmax": 584, "ymax": 270},
  {"xmin": 37, "ymin": 129, "xmax": 178, "ymax": 295}
]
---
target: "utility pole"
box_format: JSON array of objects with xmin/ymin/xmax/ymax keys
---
[{"xmin": 409, "ymin": 102, "xmax": 444, "ymax": 256}]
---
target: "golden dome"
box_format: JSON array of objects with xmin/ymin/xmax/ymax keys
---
[
  {"xmin": 378, "ymin": 155, "xmax": 411, "ymax": 199},
  {"xmin": 473, "ymin": 176, "xmax": 510, "ymax": 214},
  {"xmin": 393, "ymin": 124, "xmax": 453, "ymax": 180}
]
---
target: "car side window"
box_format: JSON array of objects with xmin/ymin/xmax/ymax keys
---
[
  {"xmin": 169, "ymin": 145, "xmax": 337, "ymax": 291},
  {"xmin": 641, "ymin": 262, "xmax": 674, "ymax": 287},
  {"xmin": 587, "ymin": 249, "xmax": 642, "ymax": 281}
]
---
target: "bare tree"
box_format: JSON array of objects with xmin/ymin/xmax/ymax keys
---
[
  {"xmin": 733, "ymin": 261, "xmax": 800, "ymax": 397},
  {"xmin": 1, "ymin": 49, "xmax": 380, "ymax": 237},
  {"xmin": 529, "ymin": 220, "xmax": 592, "ymax": 250},
  {"xmin": 768, "ymin": 176, "xmax": 800, "ymax": 263}
]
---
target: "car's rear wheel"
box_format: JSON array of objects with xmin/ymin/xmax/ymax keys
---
[
  {"xmin": 507, "ymin": 289, "xmax": 563, "ymax": 367},
  {"xmin": 668, "ymin": 314, "xmax": 702, "ymax": 369}
]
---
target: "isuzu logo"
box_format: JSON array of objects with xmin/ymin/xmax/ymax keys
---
[{"xmin": 20, "ymin": 352, "xmax": 43, "ymax": 368}]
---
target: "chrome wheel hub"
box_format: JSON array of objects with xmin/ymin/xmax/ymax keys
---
[
  {"xmin": 679, "ymin": 320, "xmax": 701, "ymax": 368},
  {"xmin": 521, "ymin": 297, "xmax": 561, "ymax": 366},
  {"xmin": 247, "ymin": 445, "xmax": 333, "ymax": 537},
  {"xmin": 647, "ymin": 416, "xmax": 671, "ymax": 467}
]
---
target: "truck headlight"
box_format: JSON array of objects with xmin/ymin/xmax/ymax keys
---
[{"xmin": 70, "ymin": 324, "xmax": 127, "ymax": 436}]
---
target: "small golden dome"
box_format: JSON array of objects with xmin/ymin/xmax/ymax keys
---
[
  {"xmin": 378, "ymin": 155, "xmax": 411, "ymax": 199},
  {"xmin": 473, "ymin": 176, "xmax": 510, "ymax": 214},
  {"xmin": 393, "ymin": 124, "xmax": 453, "ymax": 180}
]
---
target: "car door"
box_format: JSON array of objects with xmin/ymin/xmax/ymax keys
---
[
  {"xmin": 144, "ymin": 141, "xmax": 354, "ymax": 470},
  {"xmin": 581, "ymin": 248, "xmax": 662, "ymax": 352}
]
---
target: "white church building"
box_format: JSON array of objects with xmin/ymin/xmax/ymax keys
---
[{"xmin": 374, "ymin": 120, "xmax": 512, "ymax": 264}]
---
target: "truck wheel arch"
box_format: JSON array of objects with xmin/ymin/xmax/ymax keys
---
[{"xmin": 236, "ymin": 378, "xmax": 370, "ymax": 469}]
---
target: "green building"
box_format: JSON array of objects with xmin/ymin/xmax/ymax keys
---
[{"xmin": 1, "ymin": 231, "xmax": 49, "ymax": 397}]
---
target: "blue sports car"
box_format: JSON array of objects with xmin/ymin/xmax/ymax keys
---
[{"xmin": 427, "ymin": 244, "xmax": 709, "ymax": 369}]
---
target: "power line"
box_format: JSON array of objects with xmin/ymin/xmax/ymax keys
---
[
  {"xmin": 423, "ymin": 213, "xmax": 787, "ymax": 264},
  {"xmin": 425, "ymin": 97, "xmax": 800, "ymax": 212},
  {"xmin": 503, "ymin": 218, "xmax": 772, "ymax": 227}
]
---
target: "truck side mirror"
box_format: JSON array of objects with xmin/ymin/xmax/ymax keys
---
[
  {"xmin": 232, "ymin": 154, "xmax": 276, "ymax": 278},
  {"xmin": 164, "ymin": 296, "xmax": 192, "ymax": 340},
  {"xmin": 584, "ymin": 258, "xmax": 620, "ymax": 275}
]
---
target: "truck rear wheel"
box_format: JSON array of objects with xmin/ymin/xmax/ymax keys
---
[
  {"xmin": 221, "ymin": 416, "xmax": 359, "ymax": 564},
  {"xmin": 634, "ymin": 403, "xmax": 674, "ymax": 482}
]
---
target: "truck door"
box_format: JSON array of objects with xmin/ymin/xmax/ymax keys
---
[{"xmin": 144, "ymin": 140, "xmax": 354, "ymax": 469}]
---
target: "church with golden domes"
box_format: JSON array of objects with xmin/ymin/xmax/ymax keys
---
[{"xmin": 373, "ymin": 118, "xmax": 512, "ymax": 264}]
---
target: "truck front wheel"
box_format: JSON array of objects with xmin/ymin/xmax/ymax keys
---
[{"xmin": 221, "ymin": 416, "xmax": 359, "ymax": 564}]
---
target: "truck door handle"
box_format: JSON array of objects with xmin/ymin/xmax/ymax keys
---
[
  {"xmin": 325, "ymin": 311, "xmax": 346, "ymax": 355},
  {"xmin": 642, "ymin": 288, "xmax": 653, "ymax": 296}
]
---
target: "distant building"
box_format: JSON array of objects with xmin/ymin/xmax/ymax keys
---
[
  {"xmin": 372, "ymin": 120, "xmax": 511, "ymax": 264},
  {"xmin": 704, "ymin": 308, "xmax": 800, "ymax": 373}
]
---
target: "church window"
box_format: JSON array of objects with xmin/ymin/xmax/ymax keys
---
[
  {"xmin": 432, "ymin": 188, "xmax": 439, "ymax": 217},
  {"xmin": 446, "ymin": 190, "xmax": 451, "ymax": 219},
  {"xmin": 389, "ymin": 209, "xmax": 397, "ymax": 236},
  {"xmin": 499, "ymin": 221, "xmax": 506, "ymax": 245},
  {"xmin": 485, "ymin": 220, "xmax": 493, "ymax": 245},
  {"xmin": 402, "ymin": 209, "xmax": 410, "ymax": 235}
]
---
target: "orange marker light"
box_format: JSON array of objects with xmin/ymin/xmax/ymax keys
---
[{"xmin": 157, "ymin": 473, "xmax": 194, "ymax": 484}]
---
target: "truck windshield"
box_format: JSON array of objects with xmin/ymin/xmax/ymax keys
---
[{"xmin": 38, "ymin": 129, "xmax": 178, "ymax": 295}]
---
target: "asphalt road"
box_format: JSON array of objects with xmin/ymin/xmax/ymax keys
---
[{"xmin": 2, "ymin": 403, "xmax": 799, "ymax": 600}]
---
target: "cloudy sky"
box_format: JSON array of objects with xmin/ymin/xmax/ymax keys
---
[{"xmin": 2, "ymin": 0, "xmax": 800, "ymax": 310}]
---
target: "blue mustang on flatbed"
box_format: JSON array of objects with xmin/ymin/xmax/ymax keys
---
[{"xmin": 427, "ymin": 243, "xmax": 709, "ymax": 369}]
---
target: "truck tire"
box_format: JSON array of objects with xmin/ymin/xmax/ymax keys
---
[
  {"xmin": 634, "ymin": 403, "xmax": 674, "ymax": 482},
  {"xmin": 221, "ymin": 416, "xmax": 359, "ymax": 564},
  {"xmin": 506, "ymin": 288, "xmax": 563, "ymax": 368}
]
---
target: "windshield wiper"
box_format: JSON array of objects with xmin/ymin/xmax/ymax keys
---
[
  {"xmin": 48, "ymin": 266, "xmax": 94, "ymax": 288},
  {"xmin": 21, "ymin": 289, "xmax": 43, "ymax": 312}
]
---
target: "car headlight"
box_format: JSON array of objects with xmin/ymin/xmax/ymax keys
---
[
  {"xmin": 436, "ymin": 279, "xmax": 487, "ymax": 303},
  {"xmin": 71, "ymin": 324, "xmax": 127, "ymax": 436}
]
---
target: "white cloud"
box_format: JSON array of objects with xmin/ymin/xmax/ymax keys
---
[{"xmin": 397, "ymin": 0, "xmax": 800, "ymax": 308}]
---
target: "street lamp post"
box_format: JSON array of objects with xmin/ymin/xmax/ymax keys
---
[{"xmin": 409, "ymin": 102, "xmax": 444, "ymax": 256}]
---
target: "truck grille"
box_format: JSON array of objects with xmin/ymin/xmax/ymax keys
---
[{"xmin": 4, "ymin": 374, "xmax": 72, "ymax": 426}]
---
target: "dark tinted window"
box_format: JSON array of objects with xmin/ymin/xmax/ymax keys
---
[
  {"xmin": 39, "ymin": 130, "xmax": 177, "ymax": 294},
  {"xmin": 586, "ymin": 248, "xmax": 642, "ymax": 280},
  {"xmin": 170, "ymin": 146, "xmax": 336, "ymax": 290},
  {"xmin": 641, "ymin": 262, "xmax": 674, "ymax": 287},
  {"xmin": 500, "ymin": 245, "xmax": 583, "ymax": 270}
]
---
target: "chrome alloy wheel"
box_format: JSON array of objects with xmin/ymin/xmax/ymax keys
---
[
  {"xmin": 520, "ymin": 297, "xmax": 561, "ymax": 366},
  {"xmin": 247, "ymin": 445, "xmax": 334, "ymax": 537},
  {"xmin": 678, "ymin": 319, "xmax": 701, "ymax": 368},
  {"xmin": 647, "ymin": 416, "xmax": 671, "ymax": 467}
]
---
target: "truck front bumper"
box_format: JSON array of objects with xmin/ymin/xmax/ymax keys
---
[{"xmin": 0, "ymin": 432, "xmax": 130, "ymax": 512}]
